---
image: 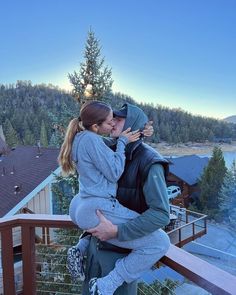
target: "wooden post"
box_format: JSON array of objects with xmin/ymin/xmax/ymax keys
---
[
  {"xmin": 1, "ymin": 227, "xmax": 16, "ymax": 295},
  {"xmin": 192, "ymin": 222, "xmax": 195, "ymax": 237},
  {"xmin": 178, "ymin": 228, "xmax": 182, "ymax": 247},
  {"xmin": 21, "ymin": 225, "xmax": 36, "ymax": 295}
]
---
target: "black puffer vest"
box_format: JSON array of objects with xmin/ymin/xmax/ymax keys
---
[{"xmin": 115, "ymin": 141, "xmax": 169, "ymax": 214}]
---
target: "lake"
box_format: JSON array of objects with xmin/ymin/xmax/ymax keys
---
[{"xmin": 199, "ymin": 151, "xmax": 236, "ymax": 169}]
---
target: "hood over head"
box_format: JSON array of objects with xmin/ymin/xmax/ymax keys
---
[{"xmin": 113, "ymin": 103, "xmax": 148, "ymax": 132}]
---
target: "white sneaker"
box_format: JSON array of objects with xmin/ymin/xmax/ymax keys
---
[{"xmin": 89, "ymin": 277, "xmax": 102, "ymax": 295}]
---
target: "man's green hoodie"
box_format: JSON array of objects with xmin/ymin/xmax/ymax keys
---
[{"xmin": 115, "ymin": 103, "xmax": 170, "ymax": 241}]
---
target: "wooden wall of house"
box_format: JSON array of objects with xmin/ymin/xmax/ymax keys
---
[
  {"xmin": 25, "ymin": 184, "xmax": 51, "ymax": 214},
  {"xmin": 0, "ymin": 184, "xmax": 52, "ymax": 291},
  {"xmin": 168, "ymin": 173, "xmax": 196, "ymax": 207},
  {"xmin": 0, "ymin": 184, "xmax": 52, "ymax": 249},
  {"xmin": 167, "ymin": 173, "xmax": 185, "ymax": 193}
]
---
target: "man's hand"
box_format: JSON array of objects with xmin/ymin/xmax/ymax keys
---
[
  {"xmin": 87, "ymin": 210, "xmax": 118, "ymax": 241},
  {"xmin": 142, "ymin": 121, "xmax": 154, "ymax": 137}
]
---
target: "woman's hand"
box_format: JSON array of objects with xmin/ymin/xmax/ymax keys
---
[
  {"xmin": 120, "ymin": 127, "xmax": 141, "ymax": 143},
  {"xmin": 87, "ymin": 210, "xmax": 118, "ymax": 241}
]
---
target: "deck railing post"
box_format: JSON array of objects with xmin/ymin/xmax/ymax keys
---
[
  {"xmin": 192, "ymin": 222, "xmax": 195, "ymax": 237},
  {"xmin": 1, "ymin": 226, "xmax": 16, "ymax": 295},
  {"xmin": 21, "ymin": 224, "xmax": 36, "ymax": 295},
  {"xmin": 178, "ymin": 228, "xmax": 182, "ymax": 247},
  {"xmin": 186, "ymin": 210, "xmax": 189, "ymax": 223}
]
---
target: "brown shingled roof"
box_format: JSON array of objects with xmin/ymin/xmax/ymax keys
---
[{"xmin": 0, "ymin": 146, "xmax": 59, "ymax": 217}]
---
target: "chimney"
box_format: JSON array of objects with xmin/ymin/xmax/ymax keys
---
[
  {"xmin": 14, "ymin": 185, "xmax": 21, "ymax": 195},
  {"xmin": 10, "ymin": 166, "xmax": 16, "ymax": 175},
  {"xmin": 2, "ymin": 167, "xmax": 6, "ymax": 176},
  {"xmin": 14, "ymin": 184, "xmax": 22, "ymax": 194},
  {"xmin": 36, "ymin": 140, "xmax": 42, "ymax": 158}
]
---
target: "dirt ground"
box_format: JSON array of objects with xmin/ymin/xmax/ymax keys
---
[{"xmin": 149, "ymin": 141, "xmax": 236, "ymax": 156}]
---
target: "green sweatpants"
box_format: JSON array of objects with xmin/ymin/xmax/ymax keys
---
[{"xmin": 82, "ymin": 236, "xmax": 137, "ymax": 295}]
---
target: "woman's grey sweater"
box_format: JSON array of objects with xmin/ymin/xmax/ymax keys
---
[{"xmin": 72, "ymin": 130, "xmax": 128, "ymax": 199}]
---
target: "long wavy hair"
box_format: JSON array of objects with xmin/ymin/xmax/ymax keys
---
[{"xmin": 58, "ymin": 100, "xmax": 112, "ymax": 175}]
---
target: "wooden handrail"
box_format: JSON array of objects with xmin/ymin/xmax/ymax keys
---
[
  {"xmin": 0, "ymin": 214, "xmax": 73, "ymax": 228},
  {"xmin": 0, "ymin": 214, "xmax": 236, "ymax": 295},
  {"xmin": 167, "ymin": 215, "xmax": 206, "ymax": 234},
  {"xmin": 162, "ymin": 245, "xmax": 236, "ymax": 295}
]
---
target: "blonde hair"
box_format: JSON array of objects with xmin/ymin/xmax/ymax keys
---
[
  {"xmin": 58, "ymin": 118, "xmax": 82, "ymax": 175},
  {"xmin": 58, "ymin": 100, "xmax": 112, "ymax": 175}
]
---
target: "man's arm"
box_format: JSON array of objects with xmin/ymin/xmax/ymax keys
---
[
  {"xmin": 117, "ymin": 164, "xmax": 170, "ymax": 241},
  {"xmin": 88, "ymin": 164, "xmax": 170, "ymax": 241}
]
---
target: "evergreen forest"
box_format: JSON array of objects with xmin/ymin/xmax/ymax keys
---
[{"xmin": 1, "ymin": 81, "xmax": 236, "ymax": 148}]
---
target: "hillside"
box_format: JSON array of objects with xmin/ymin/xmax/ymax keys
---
[
  {"xmin": 1, "ymin": 81, "xmax": 236, "ymax": 147},
  {"xmin": 224, "ymin": 115, "xmax": 236, "ymax": 124}
]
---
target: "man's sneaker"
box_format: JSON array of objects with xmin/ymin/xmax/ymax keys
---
[
  {"xmin": 89, "ymin": 277, "xmax": 102, "ymax": 295},
  {"xmin": 67, "ymin": 246, "xmax": 85, "ymax": 282}
]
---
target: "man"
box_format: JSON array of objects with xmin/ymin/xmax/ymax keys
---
[{"xmin": 82, "ymin": 103, "xmax": 170, "ymax": 295}]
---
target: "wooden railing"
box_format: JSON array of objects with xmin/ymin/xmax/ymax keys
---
[
  {"xmin": 167, "ymin": 205, "xmax": 207, "ymax": 247},
  {"xmin": 0, "ymin": 214, "xmax": 236, "ymax": 295}
]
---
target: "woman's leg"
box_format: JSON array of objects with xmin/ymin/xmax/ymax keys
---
[
  {"xmin": 98, "ymin": 199, "xmax": 171, "ymax": 280},
  {"xmin": 93, "ymin": 229, "xmax": 170, "ymax": 294},
  {"xmin": 69, "ymin": 195, "xmax": 139, "ymax": 230},
  {"xmin": 70, "ymin": 196, "xmax": 170, "ymax": 294}
]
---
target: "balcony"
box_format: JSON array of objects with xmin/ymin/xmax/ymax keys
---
[
  {"xmin": 167, "ymin": 205, "xmax": 207, "ymax": 247},
  {"xmin": 1, "ymin": 214, "xmax": 236, "ymax": 295}
]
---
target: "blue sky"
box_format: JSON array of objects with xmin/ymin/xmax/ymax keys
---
[{"xmin": 0, "ymin": 0, "xmax": 235, "ymax": 119}]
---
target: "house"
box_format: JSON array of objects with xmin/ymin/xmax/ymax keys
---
[
  {"xmin": 0, "ymin": 146, "xmax": 61, "ymax": 246},
  {"xmin": 0, "ymin": 145, "xmax": 60, "ymax": 218},
  {"xmin": 167, "ymin": 155, "xmax": 209, "ymax": 206},
  {"xmin": 0, "ymin": 145, "xmax": 60, "ymax": 293}
]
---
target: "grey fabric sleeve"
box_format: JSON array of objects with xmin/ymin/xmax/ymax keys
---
[{"xmin": 83, "ymin": 133, "xmax": 128, "ymax": 182}]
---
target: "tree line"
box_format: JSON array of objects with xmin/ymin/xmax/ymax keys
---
[
  {"xmin": 1, "ymin": 81, "xmax": 236, "ymax": 148},
  {"xmin": 0, "ymin": 81, "xmax": 79, "ymax": 147}
]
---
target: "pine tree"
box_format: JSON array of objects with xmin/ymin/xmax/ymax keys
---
[
  {"xmin": 68, "ymin": 29, "xmax": 113, "ymax": 103},
  {"xmin": 48, "ymin": 102, "xmax": 81, "ymax": 147},
  {"xmin": 40, "ymin": 120, "xmax": 48, "ymax": 147},
  {"xmin": 4, "ymin": 118, "xmax": 19, "ymax": 147},
  {"xmin": 49, "ymin": 130, "xmax": 61, "ymax": 148},
  {"xmin": 198, "ymin": 146, "xmax": 227, "ymax": 219},
  {"xmin": 37, "ymin": 30, "xmax": 114, "ymax": 292},
  {"xmin": 22, "ymin": 118, "xmax": 35, "ymax": 145},
  {"xmin": 24, "ymin": 129, "xmax": 35, "ymax": 145},
  {"xmin": 32, "ymin": 117, "xmax": 41, "ymax": 141},
  {"xmin": 219, "ymin": 160, "xmax": 236, "ymax": 228}
]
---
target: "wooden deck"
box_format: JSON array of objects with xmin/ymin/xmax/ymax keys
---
[{"xmin": 166, "ymin": 206, "xmax": 207, "ymax": 247}]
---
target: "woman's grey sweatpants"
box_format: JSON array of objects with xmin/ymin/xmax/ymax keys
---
[{"xmin": 69, "ymin": 194, "xmax": 170, "ymax": 283}]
